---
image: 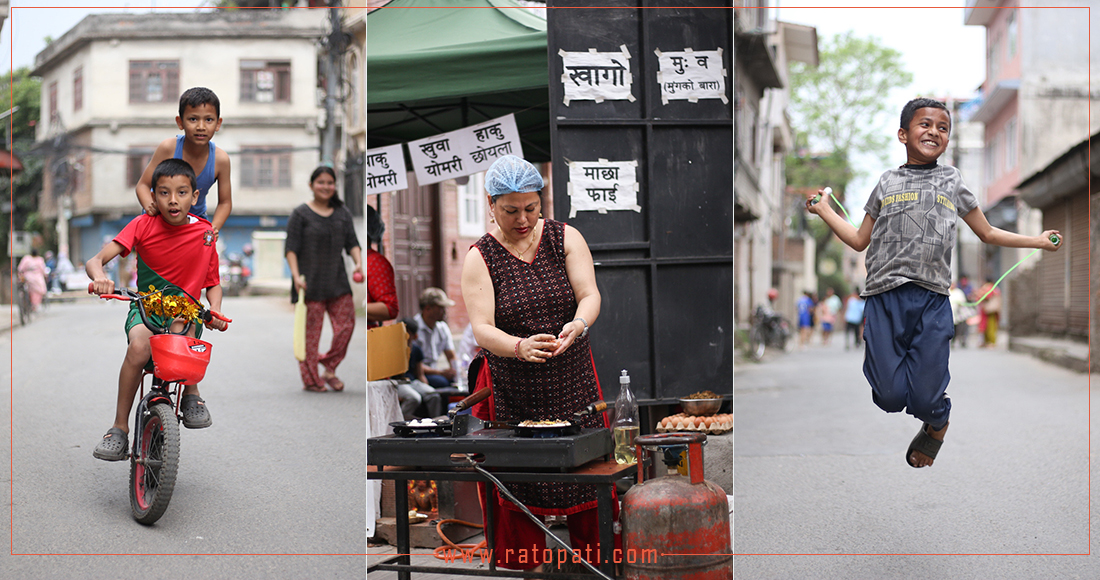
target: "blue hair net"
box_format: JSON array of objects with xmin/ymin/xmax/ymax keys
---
[{"xmin": 485, "ymin": 155, "xmax": 544, "ymax": 198}]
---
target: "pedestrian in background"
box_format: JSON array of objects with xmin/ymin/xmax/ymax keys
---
[
  {"xmin": 285, "ymin": 166, "xmax": 363, "ymax": 393},
  {"xmin": 17, "ymin": 249, "xmax": 48, "ymax": 312},
  {"xmin": 413, "ymin": 287, "xmax": 458, "ymax": 390},
  {"xmin": 842, "ymin": 287, "xmax": 865, "ymax": 350},
  {"xmin": 366, "ymin": 205, "xmax": 399, "ymax": 329},
  {"xmin": 948, "ymin": 282, "xmax": 975, "ymax": 349},
  {"xmin": 819, "ymin": 287, "xmax": 841, "ymax": 346},
  {"xmin": 977, "ymin": 277, "xmax": 1001, "ymax": 348},
  {"xmin": 796, "ymin": 290, "xmax": 815, "ymax": 348}
]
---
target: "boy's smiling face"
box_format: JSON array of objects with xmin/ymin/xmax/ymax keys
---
[
  {"xmin": 154, "ymin": 174, "xmax": 198, "ymax": 226},
  {"xmin": 898, "ymin": 107, "xmax": 951, "ymax": 165}
]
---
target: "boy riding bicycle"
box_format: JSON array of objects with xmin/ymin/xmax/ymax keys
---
[{"xmin": 88, "ymin": 158, "xmax": 229, "ymax": 461}]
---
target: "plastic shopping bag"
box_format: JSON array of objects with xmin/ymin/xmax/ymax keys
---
[{"xmin": 293, "ymin": 290, "xmax": 307, "ymax": 361}]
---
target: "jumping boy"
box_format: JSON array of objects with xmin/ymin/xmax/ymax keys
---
[
  {"xmin": 136, "ymin": 87, "xmax": 232, "ymax": 238},
  {"xmin": 89, "ymin": 159, "xmax": 229, "ymax": 461},
  {"xmin": 806, "ymin": 97, "xmax": 1061, "ymax": 468}
]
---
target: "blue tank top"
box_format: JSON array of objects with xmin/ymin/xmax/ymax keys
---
[{"xmin": 174, "ymin": 135, "xmax": 217, "ymax": 219}]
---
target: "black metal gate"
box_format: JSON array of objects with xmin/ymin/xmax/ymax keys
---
[{"xmin": 548, "ymin": 1, "xmax": 733, "ymax": 401}]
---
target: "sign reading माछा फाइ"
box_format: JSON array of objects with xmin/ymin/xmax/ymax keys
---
[
  {"xmin": 654, "ymin": 48, "xmax": 727, "ymax": 105},
  {"xmin": 566, "ymin": 159, "xmax": 641, "ymax": 218},
  {"xmin": 559, "ymin": 45, "xmax": 635, "ymax": 106},
  {"xmin": 365, "ymin": 144, "xmax": 409, "ymax": 195},
  {"xmin": 406, "ymin": 114, "xmax": 523, "ymax": 186}
]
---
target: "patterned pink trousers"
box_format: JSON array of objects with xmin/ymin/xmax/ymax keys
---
[{"xmin": 300, "ymin": 293, "xmax": 356, "ymax": 388}]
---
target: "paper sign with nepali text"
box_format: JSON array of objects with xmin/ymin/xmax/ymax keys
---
[
  {"xmin": 365, "ymin": 144, "xmax": 408, "ymax": 195},
  {"xmin": 654, "ymin": 48, "xmax": 727, "ymax": 105},
  {"xmin": 406, "ymin": 114, "xmax": 523, "ymax": 186},
  {"xmin": 566, "ymin": 159, "xmax": 641, "ymax": 218},
  {"xmin": 558, "ymin": 45, "xmax": 635, "ymax": 106}
]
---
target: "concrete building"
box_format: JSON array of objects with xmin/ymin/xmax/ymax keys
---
[
  {"xmin": 963, "ymin": 1, "xmax": 1096, "ymax": 337},
  {"xmin": 963, "ymin": 2, "xmax": 1096, "ymax": 277},
  {"xmin": 31, "ymin": 9, "xmax": 327, "ymax": 287},
  {"xmin": 734, "ymin": 3, "xmax": 818, "ymax": 327}
]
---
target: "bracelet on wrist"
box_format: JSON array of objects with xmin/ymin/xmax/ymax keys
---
[
  {"xmin": 573, "ymin": 317, "xmax": 588, "ymax": 338},
  {"xmin": 514, "ymin": 338, "xmax": 523, "ymax": 359}
]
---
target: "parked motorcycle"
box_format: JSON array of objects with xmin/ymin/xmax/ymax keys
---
[
  {"xmin": 220, "ymin": 252, "xmax": 251, "ymax": 296},
  {"xmin": 747, "ymin": 305, "xmax": 791, "ymax": 361}
]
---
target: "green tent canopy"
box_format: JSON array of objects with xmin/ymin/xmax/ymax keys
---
[{"xmin": 367, "ymin": 0, "xmax": 552, "ymax": 162}]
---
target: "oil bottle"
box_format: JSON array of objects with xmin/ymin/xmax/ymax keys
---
[{"xmin": 613, "ymin": 369, "xmax": 640, "ymax": 464}]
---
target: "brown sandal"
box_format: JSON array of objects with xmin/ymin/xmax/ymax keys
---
[
  {"xmin": 304, "ymin": 384, "xmax": 326, "ymax": 393},
  {"xmin": 323, "ymin": 374, "xmax": 344, "ymax": 392}
]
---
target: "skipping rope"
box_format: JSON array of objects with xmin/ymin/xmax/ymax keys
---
[{"xmin": 810, "ymin": 187, "xmax": 1061, "ymax": 308}]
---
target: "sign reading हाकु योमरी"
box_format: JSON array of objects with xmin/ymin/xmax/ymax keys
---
[
  {"xmin": 365, "ymin": 143, "xmax": 409, "ymax": 195},
  {"xmin": 404, "ymin": 114, "xmax": 524, "ymax": 186}
]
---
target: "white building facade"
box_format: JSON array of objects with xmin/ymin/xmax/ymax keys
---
[{"xmin": 32, "ymin": 9, "xmax": 327, "ymax": 285}]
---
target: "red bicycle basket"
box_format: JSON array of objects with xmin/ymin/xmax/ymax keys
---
[{"xmin": 149, "ymin": 334, "xmax": 212, "ymax": 384}]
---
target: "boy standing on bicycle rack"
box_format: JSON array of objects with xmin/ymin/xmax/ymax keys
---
[{"xmin": 88, "ymin": 158, "xmax": 229, "ymax": 461}]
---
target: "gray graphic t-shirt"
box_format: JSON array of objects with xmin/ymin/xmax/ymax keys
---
[{"xmin": 862, "ymin": 164, "xmax": 979, "ymax": 297}]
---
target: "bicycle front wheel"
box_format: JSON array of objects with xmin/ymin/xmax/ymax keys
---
[
  {"xmin": 129, "ymin": 403, "xmax": 180, "ymax": 525},
  {"xmin": 748, "ymin": 325, "xmax": 766, "ymax": 361}
]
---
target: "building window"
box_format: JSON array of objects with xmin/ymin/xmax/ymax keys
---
[
  {"xmin": 1004, "ymin": 118, "xmax": 1017, "ymax": 171},
  {"xmin": 73, "ymin": 67, "xmax": 83, "ymax": 112},
  {"xmin": 240, "ymin": 60, "xmax": 291, "ymax": 103},
  {"xmin": 48, "ymin": 81, "xmax": 57, "ymax": 122},
  {"xmin": 129, "ymin": 60, "xmax": 179, "ymax": 103},
  {"xmin": 126, "ymin": 147, "xmax": 155, "ymax": 187},
  {"xmin": 458, "ymin": 172, "xmax": 487, "ymax": 238},
  {"xmin": 240, "ymin": 146, "xmax": 292, "ymax": 188}
]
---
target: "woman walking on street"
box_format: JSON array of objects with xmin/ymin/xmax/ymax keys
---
[
  {"xmin": 17, "ymin": 249, "xmax": 48, "ymax": 312},
  {"xmin": 285, "ymin": 166, "xmax": 364, "ymax": 392}
]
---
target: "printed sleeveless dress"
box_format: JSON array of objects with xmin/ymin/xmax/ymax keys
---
[{"xmin": 471, "ymin": 219, "xmax": 605, "ymax": 515}]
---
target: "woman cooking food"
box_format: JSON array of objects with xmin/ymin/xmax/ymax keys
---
[{"xmin": 461, "ymin": 155, "xmax": 618, "ymax": 573}]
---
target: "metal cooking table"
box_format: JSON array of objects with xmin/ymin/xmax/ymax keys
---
[{"xmin": 368, "ymin": 458, "xmax": 638, "ymax": 579}]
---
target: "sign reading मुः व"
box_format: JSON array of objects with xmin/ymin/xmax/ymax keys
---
[
  {"xmin": 365, "ymin": 143, "xmax": 409, "ymax": 195},
  {"xmin": 406, "ymin": 114, "xmax": 524, "ymax": 187},
  {"xmin": 566, "ymin": 159, "xmax": 641, "ymax": 218},
  {"xmin": 654, "ymin": 48, "xmax": 727, "ymax": 105}
]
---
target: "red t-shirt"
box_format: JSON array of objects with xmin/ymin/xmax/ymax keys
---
[
  {"xmin": 114, "ymin": 214, "xmax": 220, "ymax": 298},
  {"xmin": 366, "ymin": 248, "xmax": 398, "ymax": 328}
]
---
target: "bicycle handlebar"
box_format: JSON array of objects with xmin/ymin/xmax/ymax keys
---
[{"xmin": 88, "ymin": 282, "xmax": 232, "ymax": 332}]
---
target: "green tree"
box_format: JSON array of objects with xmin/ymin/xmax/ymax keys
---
[
  {"xmin": 1, "ymin": 67, "xmax": 44, "ymax": 263},
  {"xmin": 785, "ymin": 32, "xmax": 912, "ymax": 262}
]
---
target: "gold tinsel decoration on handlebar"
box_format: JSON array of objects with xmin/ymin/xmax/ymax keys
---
[{"xmin": 139, "ymin": 285, "xmax": 202, "ymax": 322}]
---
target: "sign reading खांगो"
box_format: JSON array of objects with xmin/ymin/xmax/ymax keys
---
[
  {"xmin": 406, "ymin": 114, "xmax": 523, "ymax": 186},
  {"xmin": 559, "ymin": 45, "xmax": 635, "ymax": 106},
  {"xmin": 566, "ymin": 159, "xmax": 641, "ymax": 218},
  {"xmin": 365, "ymin": 144, "xmax": 409, "ymax": 195},
  {"xmin": 655, "ymin": 48, "xmax": 727, "ymax": 105}
]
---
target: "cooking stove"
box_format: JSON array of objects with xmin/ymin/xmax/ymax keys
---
[{"xmin": 368, "ymin": 426, "xmax": 613, "ymax": 471}]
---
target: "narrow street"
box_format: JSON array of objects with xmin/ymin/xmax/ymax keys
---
[
  {"xmin": 2, "ymin": 295, "xmax": 367, "ymax": 579},
  {"xmin": 734, "ymin": 337, "xmax": 1098, "ymax": 578}
]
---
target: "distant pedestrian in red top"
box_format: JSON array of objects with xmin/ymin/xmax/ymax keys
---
[
  {"xmin": 366, "ymin": 205, "xmax": 399, "ymax": 329},
  {"xmin": 285, "ymin": 166, "xmax": 364, "ymax": 393}
]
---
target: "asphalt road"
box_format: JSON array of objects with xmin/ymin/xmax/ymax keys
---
[
  {"xmin": 2, "ymin": 295, "xmax": 367, "ymax": 579},
  {"xmin": 734, "ymin": 338, "xmax": 1098, "ymax": 579}
]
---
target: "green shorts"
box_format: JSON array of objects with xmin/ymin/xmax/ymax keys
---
[{"xmin": 125, "ymin": 304, "xmax": 205, "ymax": 340}]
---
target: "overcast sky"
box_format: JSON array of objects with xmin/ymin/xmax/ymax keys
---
[{"xmin": 4, "ymin": 1, "xmax": 214, "ymax": 73}]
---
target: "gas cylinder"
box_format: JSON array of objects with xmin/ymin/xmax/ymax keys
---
[{"xmin": 621, "ymin": 432, "xmax": 732, "ymax": 580}]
